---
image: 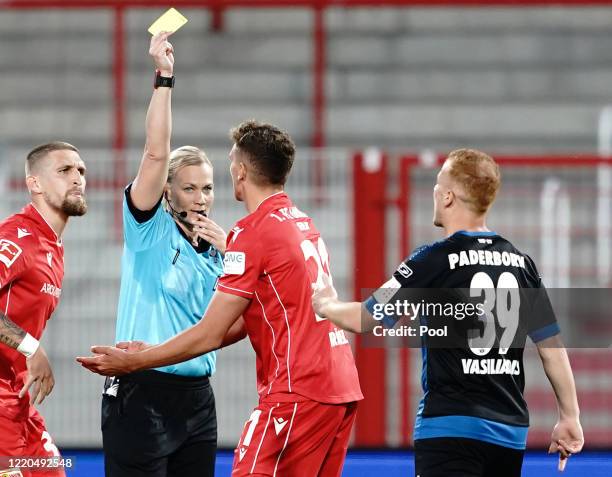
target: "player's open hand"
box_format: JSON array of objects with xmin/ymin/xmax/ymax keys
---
[
  {"xmin": 548, "ymin": 417, "xmax": 584, "ymax": 471},
  {"xmin": 20, "ymin": 345, "xmax": 55, "ymax": 405},
  {"xmin": 76, "ymin": 345, "xmax": 139, "ymax": 376},
  {"xmin": 311, "ymin": 273, "xmax": 338, "ymax": 318},
  {"xmin": 149, "ymin": 31, "xmax": 174, "ymax": 77},
  {"xmin": 192, "ymin": 216, "xmax": 227, "ymax": 253}
]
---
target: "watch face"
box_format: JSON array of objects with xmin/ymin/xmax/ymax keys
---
[{"xmin": 154, "ymin": 71, "xmax": 174, "ymax": 89}]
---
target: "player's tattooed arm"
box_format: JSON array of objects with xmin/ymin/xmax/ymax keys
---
[{"xmin": 0, "ymin": 310, "xmax": 27, "ymax": 349}]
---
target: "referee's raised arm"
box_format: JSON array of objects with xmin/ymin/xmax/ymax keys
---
[{"xmin": 130, "ymin": 31, "xmax": 174, "ymax": 210}]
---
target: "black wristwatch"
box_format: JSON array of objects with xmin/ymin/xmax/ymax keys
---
[{"xmin": 154, "ymin": 70, "xmax": 175, "ymax": 89}]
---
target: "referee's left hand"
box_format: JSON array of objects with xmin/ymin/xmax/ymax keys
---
[
  {"xmin": 76, "ymin": 345, "xmax": 136, "ymax": 376},
  {"xmin": 192, "ymin": 216, "xmax": 227, "ymax": 254},
  {"xmin": 548, "ymin": 417, "xmax": 584, "ymax": 471}
]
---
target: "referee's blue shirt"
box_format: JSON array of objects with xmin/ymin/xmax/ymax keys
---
[{"xmin": 115, "ymin": 186, "xmax": 222, "ymax": 377}]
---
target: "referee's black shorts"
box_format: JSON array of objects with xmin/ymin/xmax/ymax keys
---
[
  {"xmin": 102, "ymin": 370, "xmax": 217, "ymax": 477},
  {"xmin": 415, "ymin": 437, "xmax": 524, "ymax": 477}
]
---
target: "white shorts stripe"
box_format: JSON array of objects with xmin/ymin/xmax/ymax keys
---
[
  {"xmin": 273, "ymin": 403, "xmax": 298, "ymax": 477},
  {"xmin": 250, "ymin": 406, "xmax": 274, "ymax": 475}
]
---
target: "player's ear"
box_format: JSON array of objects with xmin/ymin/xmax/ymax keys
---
[
  {"xmin": 26, "ymin": 175, "xmax": 42, "ymax": 194},
  {"xmin": 444, "ymin": 189, "xmax": 455, "ymax": 208},
  {"xmin": 238, "ymin": 162, "xmax": 247, "ymax": 181}
]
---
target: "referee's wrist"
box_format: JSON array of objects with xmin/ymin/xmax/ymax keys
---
[{"xmin": 17, "ymin": 333, "xmax": 40, "ymax": 358}]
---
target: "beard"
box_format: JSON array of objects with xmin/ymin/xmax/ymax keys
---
[{"xmin": 60, "ymin": 195, "xmax": 88, "ymax": 216}]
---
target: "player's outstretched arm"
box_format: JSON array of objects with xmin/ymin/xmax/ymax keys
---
[
  {"xmin": 77, "ymin": 291, "xmax": 249, "ymax": 376},
  {"xmin": 536, "ymin": 335, "xmax": 584, "ymax": 472},
  {"xmin": 312, "ymin": 274, "xmax": 376, "ymax": 333},
  {"xmin": 220, "ymin": 316, "xmax": 247, "ymax": 348},
  {"xmin": 0, "ymin": 312, "xmax": 55, "ymax": 404},
  {"xmin": 130, "ymin": 31, "xmax": 175, "ymax": 211}
]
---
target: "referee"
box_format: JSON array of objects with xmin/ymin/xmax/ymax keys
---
[{"xmin": 101, "ymin": 32, "xmax": 245, "ymax": 477}]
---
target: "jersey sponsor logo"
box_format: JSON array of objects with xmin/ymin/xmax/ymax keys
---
[
  {"xmin": 40, "ymin": 283, "xmax": 62, "ymax": 298},
  {"xmin": 230, "ymin": 226, "xmax": 244, "ymax": 244},
  {"xmin": 397, "ymin": 262, "xmax": 413, "ymax": 279},
  {"xmin": 448, "ymin": 250, "xmax": 525, "ymax": 270},
  {"xmin": 477, "ymin": 238, "xmax": 492, "ymax": 244},
  {"xmin": 17, "ymin": 227, "xmax": 31, "ymax": 239},
  {"xmin": 223, "ymin": 251, "xmax": 246, "ymax": 275},
  {"xmin": 296, "ymin": 221, "xmax": 310, "ymax": 231},
  {"xmin": 273, "ymin": 417, "xmax": 288, "ymax": 435},
  {"xmin": 0, "ymin": 239, "xmax": 22, "ymax": 268},
  {"xmin": 461, "ymin": 358, "xmax": 520, "ymax": 375},
  {"xmin": 329, "ymin": 328, "xmax": 349, "ymax": 347},
  {"xmin": 47, "ymin": 252, "xmax": 53, "ymax": 267}
]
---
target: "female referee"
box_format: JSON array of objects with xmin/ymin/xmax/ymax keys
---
[{"xmin": 100, "ymin": 32, "xmax": 246, "ymax": 477}]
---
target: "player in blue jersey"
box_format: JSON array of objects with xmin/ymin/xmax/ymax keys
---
[
  {"xmin": 100, "ymin": 32, "xmax": 246, "ymax": 477},
  {"xmin": 313, "ymin": 149, "xmax": 584, "ymax": 476}
]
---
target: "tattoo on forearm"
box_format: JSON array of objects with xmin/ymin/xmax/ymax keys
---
[{"xmin": 0, "ymin": 311, "xmax": 26, "ymax": 349}]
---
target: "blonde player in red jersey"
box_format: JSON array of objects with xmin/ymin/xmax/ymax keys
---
[
  {"xmin": 79, "ymin": 121, "xmax": 363, "ymax": 476},
  {"xmin": 0, "ymin": 142, "xmax": 87, "ymax": 477}
]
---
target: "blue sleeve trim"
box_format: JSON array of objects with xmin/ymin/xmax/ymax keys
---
[
  {"xmin": 364, "ymin": 295, "xmax": 397, "ymax": 329},
  {"xmin": 529, "ymin": 322, "xmax": 561, "ymax": 343},
  {"xmin": 364, "ymin": 295, "xmax": 378, "ymax": 316},
  {"xmin": 414, "ymin": 415, "xmax": 528, "ymax": 450}
]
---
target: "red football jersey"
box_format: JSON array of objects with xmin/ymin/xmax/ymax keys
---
[
  {"xmin": 218, "ymin": 192, "xmax": 362, "ymax": 404},
  {"xmin": 0, "ymin": 204, "xmax": 64, "ymax": 416}
]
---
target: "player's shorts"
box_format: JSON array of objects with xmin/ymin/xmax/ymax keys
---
[
  {"xmin": 0, "ymin": 404, "xmax": 65, "ymax": 477},
  {"xmin": 414, "ymin": 437, "xmax": 524, "ymax": 477},
  {"xmin": 232, "ymin": 399, "xmax": 358, "ymax": 477}
]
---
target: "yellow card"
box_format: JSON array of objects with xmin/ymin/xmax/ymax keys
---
[{"xmin": 148, "ymin": 8, "xmax": 188, "ymax": 35}]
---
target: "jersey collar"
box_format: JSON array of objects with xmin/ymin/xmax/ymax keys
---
[
  {"xmin": 26, "ymin": 203, "xmax": 63, "ymax": 245},
  {"xmin": 254, "ymin": 191, "xmax": 286, "ymax": 213},
  {"xmin": 454, "ymin": 230, "xmax": 498, "ymax": 237}
]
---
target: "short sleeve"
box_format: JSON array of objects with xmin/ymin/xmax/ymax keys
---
[
  {"xmin": 217, "ymin": 225, "xmax": 263, "ymax": 300},
  {"xmin": 0, "ymin": 221, "xmax": 33, "ymax": 289},
  {"xmin": 364, "ymin": 244, "xmax": 438, "ymax": 327},
  {"xmin": 526, "ymin": 277, "xmax": 560, "ymax": 343},
  {"xmin": 123, "ymin": 184, "xmax": 172, "ymax": 252}
]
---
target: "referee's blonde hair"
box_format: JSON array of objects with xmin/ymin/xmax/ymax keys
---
[{"xmin": 167, "ymin": 146, "xmax": 212, "ymax": 184}]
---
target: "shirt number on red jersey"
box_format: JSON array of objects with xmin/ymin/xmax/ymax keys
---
[{"xmin": 300, "ymin": 237, "xmax": 330, "ymax": 322}]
